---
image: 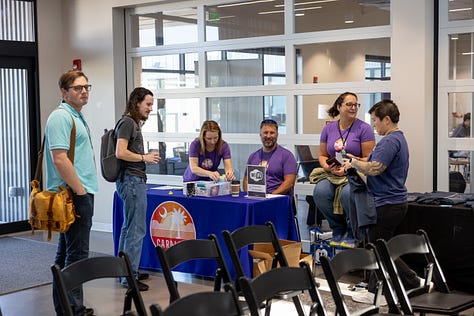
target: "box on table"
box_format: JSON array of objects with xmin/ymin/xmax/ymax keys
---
[
  {"xmin": 183, "ymin": 181, "xmax": 231, "ymax": 197},
  {"xmin": 248, "ymin": 239, "xmax": 312, "ymax": 277}
]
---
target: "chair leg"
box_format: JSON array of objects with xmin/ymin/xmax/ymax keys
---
[{"xmin": 292, "ymin": 295, "xmax": 305, "ymax": 316}]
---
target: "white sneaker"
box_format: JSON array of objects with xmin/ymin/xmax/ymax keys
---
[{"xmin": 351, "ymin": 292, "xmax": 387, "ymax": 307}]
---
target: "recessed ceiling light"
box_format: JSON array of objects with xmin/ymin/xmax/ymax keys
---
[
  {"xmin": 218, "ymin": 0, "xmax": 274, "ymax": 8},
  {"xmin": 449, "ymin": 7, "xmax": 472, "ymax": 12}
]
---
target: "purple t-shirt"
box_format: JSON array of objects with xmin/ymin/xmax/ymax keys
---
[
  {"xmin": 320, "ymin": 119, "xmax": 375, "ymax": 158},
  {"xmin": 246, "ymin": 145, "xmax": 298, "ymax": 196},
  {"xmin": 182, "ymin": 138, "xmax": 231, "ymax": 182}
]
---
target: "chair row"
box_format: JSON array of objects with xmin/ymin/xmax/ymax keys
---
[{"xmin": 51, "ymin": 225, "xmax": 474, "ymax": 316}]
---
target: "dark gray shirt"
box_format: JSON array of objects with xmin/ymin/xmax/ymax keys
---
[{"xmin": 115, "ymin": 116, "xmax": 146, "ymax": 180}]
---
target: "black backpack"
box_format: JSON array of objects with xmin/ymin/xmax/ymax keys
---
[{"xmin": 100, "ymin": 124, "xmax": 121, "ymax": 182}]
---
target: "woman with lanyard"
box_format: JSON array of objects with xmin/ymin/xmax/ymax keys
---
[{"xmin": 312, "ymin": 92, "xmax": 375, "ymax": 248}]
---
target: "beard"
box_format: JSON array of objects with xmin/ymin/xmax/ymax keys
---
[{"xmin": 262, "ymin": 138, "xmax": 276, "ymax": 149}]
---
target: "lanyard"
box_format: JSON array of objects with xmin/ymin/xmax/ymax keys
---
[{"xmin": 337, "ymin": 120, "xmax": 354, "ymax": 151}]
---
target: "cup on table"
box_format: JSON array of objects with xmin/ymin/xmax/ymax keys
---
[{"xmin": 231, "ymin": 180, "xmax": 240, "ymax": 197}]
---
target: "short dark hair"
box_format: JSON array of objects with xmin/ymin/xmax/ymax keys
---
[
  {"xmin": 260, "ymin": 119, "xmax": 278, "ymax": 130},
  {"xmin": 369, "ymin": 99, "xmax": 400, "ymax": 123}
]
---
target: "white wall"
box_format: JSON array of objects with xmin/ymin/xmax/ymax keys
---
[
  {"xmin": 38, "ymin": 0, "xmax": 118, "ymax": 231},
  {"xmin": 36, "ymin": 0, "xmax": 435, "ymax": 231}
]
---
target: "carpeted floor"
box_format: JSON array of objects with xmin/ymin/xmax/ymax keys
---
[
  {"xmin": 0, "ymin": 236, "xmax": 106, "ymax": 295},
  {"xmin": 0, "ymin": 236, "xmax": 57, "ymax": 295}
]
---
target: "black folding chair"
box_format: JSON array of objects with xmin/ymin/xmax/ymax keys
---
[
  {"xmin": 376, "ymin": 229, "xmax": 474, "ymax": 316},
  {"xmin": 222, "ymin": 221, "xmax": 305, "ymax": 316},
  {"xmin": 239, "ymin": 261, "xmax": 327, "ymax": 316},
  {"xmin": 320, "ymin": 245, "xmax": 405, "ymax": 316},
  {"xmin": 51, "ymin": 251, "xmax": 147, "ymax": 316},
  {"xmin": 155, "ymin": 234, "xmax": 232, "ymax": 303},
  {"xmin": 149, "ymin": 283, "xmax": 242, "ymax": 316}
]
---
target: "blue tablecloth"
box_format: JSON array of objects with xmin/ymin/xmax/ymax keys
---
[{"xmin": 113, "ymin": 187, "xmax": 298, "ymax": 279}]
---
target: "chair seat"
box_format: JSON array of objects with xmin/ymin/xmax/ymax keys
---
[{"xmin": 410, "ymin": 291, "xmax": 474, "ymax": 314}]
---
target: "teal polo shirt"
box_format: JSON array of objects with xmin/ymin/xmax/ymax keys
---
[{"xmin": 44, "ymin": 102, "xmax": 98, "ymax": 194}]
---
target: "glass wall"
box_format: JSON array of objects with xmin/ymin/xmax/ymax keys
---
[{"xmin": 125, "ymin": 1, "xmax": 392, "ymax": 180}]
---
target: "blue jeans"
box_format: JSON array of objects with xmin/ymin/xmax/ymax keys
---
[
  {"xmin": 116, "ymin": 174, "xmax": 147, "ymax": 278},
  {"xmin": 53, "ymin": 193, "xmax": 94, "ymax": 316},
  {"xmin": 312, "ymin": 179, "xmax": 353, "ymax": 238}
]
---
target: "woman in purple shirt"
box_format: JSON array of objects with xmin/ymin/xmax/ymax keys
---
[
  {"xmin": 183, "ymin": 120, "xmax": 235, "ymax": 182},
  {"xmin": 313, "ymin": 92, "xmax": 375, "ymax": 248}
]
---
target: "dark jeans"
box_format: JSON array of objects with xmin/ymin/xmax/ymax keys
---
[
  {"xmin": 53, "ymin": 193, "xmax": 94, "ymax": 316},
  {"xmin": 368, "ymin": 202, "xmax": 419, "ymax": 292}
]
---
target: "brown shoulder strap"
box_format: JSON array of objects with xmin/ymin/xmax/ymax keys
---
[{"xmin": 33, "ymin": 109, "xmax": 76, "ymax": 182}]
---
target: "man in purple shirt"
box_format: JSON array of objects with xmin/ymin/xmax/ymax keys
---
[{"xmin": 243, "ymin": 119, "xmax": 298, "ymax": 196}]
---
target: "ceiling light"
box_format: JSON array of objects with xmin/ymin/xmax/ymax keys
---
[
  {"xmin": 462, "ymin": 52, "xmax": 474, "ymax": 55},
  {"xmin": 259, "ymin": 6, "xmax": 321, "ymax": 14},
  {"xmin": 449, "ymin": 7, "xmax": 472, "ymax": 12},
  {"xmin": 218, "ymin": 0, "xmax": 274, "ymax": 8},
  {"xmin": 295, "ymin": 13, "xmax": 305, "ymax": 16},
  {"xmin": 274, "ymin": 0, "xmax": 338, "ymax": 7},
  {"xmin": 451, "ymin": 34, "xmax": 459, "ymax": 40}
]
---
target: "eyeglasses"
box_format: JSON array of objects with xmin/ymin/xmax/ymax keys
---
[
  {"xmin": 261, "ymin": 119, "xmax": 278, "ymax": 125},
  {"xmin": 68, "ymin": 84, "xmax": 92, "ymax": 92},
  {"xmin": 343, "ymin": 102, "xmax": 361, "ymax": 108}
]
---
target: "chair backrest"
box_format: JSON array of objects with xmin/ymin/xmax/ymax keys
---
[
  {"xmin": 239, "ymin": 261, "xmax": 327, "ymax": 316},
  {"xmin": 155, "ymin": 234, "xmax": 232, "ymax": 303},
  {"xmin": 149, "ymin": 284, "xmax": 242, "ymax": 316},
  {"xmin": 320, "ymin": 246, "xmax": 403, "ymax": 316},
  {"xmin": 51, "ymin": 251, "xmax": 147, "ymax": 316},
  {"xmin": 295, "ymin": 145, "xmax": 320, "ymax": 179},
  {"xmin": 375, "ymin": 229, "xmax": 454, "ymax": 314},
  {"xmin": 222, "ymin": 222, "xmax": 288, "ymax": 288}
]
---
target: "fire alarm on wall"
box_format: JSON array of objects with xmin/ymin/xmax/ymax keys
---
[{"xmin": 72, "ymin": 59, "xmax": 82, "ymax": 71}]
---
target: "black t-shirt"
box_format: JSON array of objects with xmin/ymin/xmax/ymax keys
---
[{"xmin": 115, "ymin": 116, "xmax": 146, "ymax": 179}]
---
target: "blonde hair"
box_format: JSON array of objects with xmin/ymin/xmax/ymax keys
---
[{"xmin": 198, "ymin": 120, "xmax": 223, "ymax": 155}]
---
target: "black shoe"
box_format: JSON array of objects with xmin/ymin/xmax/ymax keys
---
[
  {"xmin": 83, "ymin": 307, "xmax": 94, "ymax": 316},
  {"xmin": 137, "ymin": 272, "xmax": 149, "ymax": 281},
  {"xmin": 136, "ymin": 280, "xmax": 149, "ymax": 291}
]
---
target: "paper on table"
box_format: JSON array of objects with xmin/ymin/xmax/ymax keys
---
[
  {"xmin": 244, "ymin": 193, "xmax": 283, "ymax": 199},
  {"xmin": 150, "ymin": 185, "xmax": 183, "ymax": 190}
]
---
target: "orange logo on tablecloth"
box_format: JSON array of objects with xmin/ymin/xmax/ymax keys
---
[{"xmin": 150, "ymin": 201, "xmax": 196, "ymax": 249}]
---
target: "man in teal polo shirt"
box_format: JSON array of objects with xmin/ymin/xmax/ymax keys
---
[{"xmin": 46, "ymin": 70, "xmax": 98, "ymax": 316}]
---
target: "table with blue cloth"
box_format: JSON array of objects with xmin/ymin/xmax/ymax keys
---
[{"xmin": 113, "ymin": 187, "xmax": 298, "ymax": 279}]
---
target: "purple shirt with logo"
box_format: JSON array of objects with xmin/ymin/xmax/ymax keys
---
[
  {"xmin": 246, "ymin": 145, "xmax": 297, "ymax": 196},
  {"xmin": 183, "ymin": 138, "xmax": 231, "ymax": 182},
  {"xmin": 320, "ymin": 119, "xmax": 375, "ymax": 158}
]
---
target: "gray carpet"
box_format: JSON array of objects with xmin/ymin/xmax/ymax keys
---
[{"xmin": 0, "ymin": 236, "xmax": 106, "ymax": 295}]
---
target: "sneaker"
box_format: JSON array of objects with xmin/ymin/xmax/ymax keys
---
[
  {"xmin": 340, "ymin": 238, "xmax": 358, "ymax": 248},
  {"xmin": 121, "ymin": 279, "xmax": 149, "ymax": 291},
  {"xmin": 137, "ymin": 272, "xmax": 149, "ymax": 281},
  {"xmin": 352, "ymin": 292, "xmax": 387, "ymax": 307},
  {"xmin": 329, "ymin": 235, "xmax": 343, "ymax": 247}
]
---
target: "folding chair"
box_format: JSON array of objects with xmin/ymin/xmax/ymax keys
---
[
  {"xmin": 149, "ymin": 283, "xmax": 242, "ymax": 316},
  {"xmin": 239, "ymin": 261, "xmax": 327, "ymax": 316},
  {"xmin": 320, "ymin": 246, "xmax": 405, "ymax": 316},
  {"xmin": 376, "ymin": 229, "xmax": 474, "ymax": 315},
  {"xmin": 222, "ymin": 221, "xmax": 305, "ymax": 316},
  {"xmin": 155, "ymin": 234, "xmax": 232, "ymax": 303},
  {"xmin": 51, "ymin": 251, "xmax": 147, "ymax": 316}
]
